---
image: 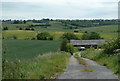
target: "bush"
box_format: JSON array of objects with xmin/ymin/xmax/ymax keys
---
[
  {"xmin": 102, "ymin": 37, "xmax": 120, "ymax": 54},
  {"xmin": 60, "ymin": 39, "xmax": 68, "ymax": 51},
  {"xmin": 66, "ymin": 43, "xmax": 74, "ymax": 55},
  {"xmin": 13, "ymin": 36, "xmax": 17, "ymax": 39},
  {"xmin": 37, "ymin": 32, "xmax": 53, "ymax": 40},
  {"xmin": 61, "ymin": 32, "xmax": 78, "ymax": 40}
]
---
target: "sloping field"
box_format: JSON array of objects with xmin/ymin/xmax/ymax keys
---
[
  {"xmin": 80, "ymin": 25, "xmax": 118, "ymax": 34},
  {"xmin": 5, "ymin": 40, "xmax": 61, "ymax": 60}
]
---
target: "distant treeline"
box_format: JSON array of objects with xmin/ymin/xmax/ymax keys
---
[
  {"xmin": 2, "ymin": 19, "xmax": 118, "ymax": 27},
  {"xmin": 59, "ymin": 19, "xmax": 118, "ymax": 27}
]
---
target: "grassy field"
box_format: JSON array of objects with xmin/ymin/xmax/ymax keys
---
[
  {"xmin": 3, "ymin": 30, "xmax": 117, "ymax": 40},
  {"xmin": 5, "ymin": 40, "xmax": 61, "ymax": 60},
  {"xmin": 3, "ymin": 20, "xmax": 118, "ymax": 33}
]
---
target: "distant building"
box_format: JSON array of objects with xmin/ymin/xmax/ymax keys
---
[{"xmin": 70, "ymin": 40, "xmax": 105, "ymax": 48}]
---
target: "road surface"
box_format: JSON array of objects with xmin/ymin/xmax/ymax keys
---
[{"xmin": 58, "ymin": 55, "xmax": 118, "ymax": 79}]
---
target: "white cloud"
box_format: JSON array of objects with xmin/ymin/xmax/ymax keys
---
[{"xmin": 1, "ymin": 0, "xmax": 119, "ymax": 19}]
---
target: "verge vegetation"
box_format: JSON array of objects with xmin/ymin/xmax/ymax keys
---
[
  {"xmin": 3, "ymin": 52, "xmax": 70, "ymax": 79},
  {"xmin": 81, "ymin": 37, "xmax": 120, "ymax": 76}
]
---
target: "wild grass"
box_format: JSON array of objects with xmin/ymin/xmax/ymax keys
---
[
  {"xmin": 81, "ymin": 49, "xmax": 120, "ymax": 76},
  {"xmin": 3, "ymin": 52, "xmax": 70, "ymax": 79}
]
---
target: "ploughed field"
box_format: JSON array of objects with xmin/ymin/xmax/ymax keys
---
[{"xmin": 5, "ymin": 40, "xmax": 61, "ymax": 60}]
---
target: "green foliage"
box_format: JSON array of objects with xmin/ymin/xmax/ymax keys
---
[
  {"xmin": 60, "ymin": 39, "xmax": 68, "ymax": 51},
  {"xmin": 19, "ymin": 27, "xmax": 22, "ymax": 30},
  {"xmin": 102, "ymin": 37, "xmax": 120, "ymax": 54},
  {"xmin": 61, "ymin": 32, "xmax": 79, "ymax": 40},
  {"xmin": 66, "ymin": 43, "xmax": 74, "ymax": 55},
  {"xmin": 3, "ymin": 52, "xmax": 70, "ymax": 79},
  {"xmin": 12, "ymin": 36, "xmax": 17, "ymax": 39},
  {"xmin": 81, "ymin": 50, "xmax": 120, "ymax": 76},
  {"xmin": 3, "ymin": 27, "xmax": 8, "ymax": 30},
  {"xmin": 37, "ymin": 32, "xmax": 53, "ymax": 40},
  {"xmin": 82, "ymin": 32, "xmax": 101, "ymax": 40}
]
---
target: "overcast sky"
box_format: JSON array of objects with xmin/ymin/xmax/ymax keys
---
[{"xmin": 1, "ymin": 0, "xmax": 119, "ymax": 20}]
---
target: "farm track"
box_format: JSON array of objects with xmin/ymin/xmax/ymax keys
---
[{"xmin": 58, "ymin": 55, "xmax": 118, "ymax": 79}]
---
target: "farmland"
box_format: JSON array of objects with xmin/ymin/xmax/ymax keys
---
[
  {"xmin": 5, "ymin": 40, "xmax": 61, "ymax": 60},
  {"xmin": 2, "ymin": 19, "xmax": 119, "ymax": 79}
]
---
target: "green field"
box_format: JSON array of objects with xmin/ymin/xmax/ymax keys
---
[
  {"xmin": 3, "ymin": 30, "xmax": 117, "ymax": 40},
  {"xmin": 80, "ymin": 25, "xmax": 118, "ymax": 34},
  {"xmin": 5, "ymin": 40, "xmax": 61, "ymax": 60},
  {"xmin": 3, "ymin": 20, "xmax": 118, "ymax": 33}
]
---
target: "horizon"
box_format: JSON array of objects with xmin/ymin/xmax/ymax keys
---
[{"xmin": 1, "ymin": 18, "xmax": 118, "ymax": 21}]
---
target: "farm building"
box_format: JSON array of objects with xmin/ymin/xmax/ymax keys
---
[{"xmin": 70, "ymin": 40, "xmax": 105, "ymax": 48}]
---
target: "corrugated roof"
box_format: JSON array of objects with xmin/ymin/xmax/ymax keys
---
[{"xmin": 70, "ymin": 40, "xmax": 105, "ymax": 45}]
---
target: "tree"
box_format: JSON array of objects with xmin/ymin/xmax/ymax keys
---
[
  {"xmin": 23, "ymin": 20, "xmax": 26, "ymax": 24},
  {"xmin": 60, "ymin": 39, "xmax": 68, "ymax": 51},
  {"xmin": 31, "ymin": 28, "xmax": 35, "ymax": 31},
  {"xmin": 3, "ymin": 27, "xmax": 8, "ymax": 30},
  {"xmin": 37, "ymin": 32, "xmax": 52, "ymax": 40},
  {"xmin": 89, "ymin": 32, "xmax": 101, "ymax": 39},
  {"xmin": 82, "ymin": 32, "xmax": 101, "ymax": 40},
  {"xmin": 66, "ymin": 43, "xmax": 74, "ymax": 55},
  {"xmin": 61, "ymin": 33, "xmax": 78, "ymax": 40},
  {"xmin": 81, "ymin": 32, "xmax": 90, "ymax": 40},
  {"xmin": 25, "ymin": 27, "xmax": 30, "ymax": 30},
  {"xmin": 19, "ymin": 27, "xmax": 22, "ymax": 30}
]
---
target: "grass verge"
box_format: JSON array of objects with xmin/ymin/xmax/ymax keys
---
[
  {"xmin": 81, "ymin": 49, "xmax": 120, "ymax": 76},
  {"xmin": 3, "ymin": 52, "xmax": 70, "ymax": 79}
]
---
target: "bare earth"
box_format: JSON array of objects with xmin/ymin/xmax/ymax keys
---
[{"xmin": 58, "ymin": 55, "xmax": 118, "ymax": 79}]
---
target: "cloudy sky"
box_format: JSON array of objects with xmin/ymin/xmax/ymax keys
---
[{"xmin": 1, "ymin": 0, "xmax": 119, "ymax": 20}]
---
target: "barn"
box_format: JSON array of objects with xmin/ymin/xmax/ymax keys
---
[{"xmin": 70, "ymin": 40, "xmax": 105, "ymax": 48}]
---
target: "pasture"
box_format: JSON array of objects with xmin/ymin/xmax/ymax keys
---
[{"xmin": 5, "ymin": 40, "xmax": 61, "ymax": 60}]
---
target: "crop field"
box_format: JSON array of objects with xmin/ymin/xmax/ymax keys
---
[{"xmin": 5, "ymin": 40, "xmax": 61, "ymax": 60}]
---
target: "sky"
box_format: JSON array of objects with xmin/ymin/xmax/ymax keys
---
[{"xmin": 1, "ymin": 0, "xmax": 120, "ymax": 20}]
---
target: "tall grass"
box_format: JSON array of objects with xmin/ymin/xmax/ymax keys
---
[
  {"xmin": 81, "ymin": 49, "xmax": 120, "ymax": 76},
  {"xmin": 3, "ymin": 52, "xmax": 70, "ymax": 79}
]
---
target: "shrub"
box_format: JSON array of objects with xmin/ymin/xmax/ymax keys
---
[
  {"xmin": 102, "ymin": 37, "xmax": 120, "ymax": 54},
  {"xmin": 13, "ymin": 36, "xmax": 17, "ymax": 40},
  {"xmin": 66, "ymin": 43, "xmax": 74, "ymax": 55},
  {"xmin": 60, "ymin": 39, "xmax": 68, "ymax": 51}
]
